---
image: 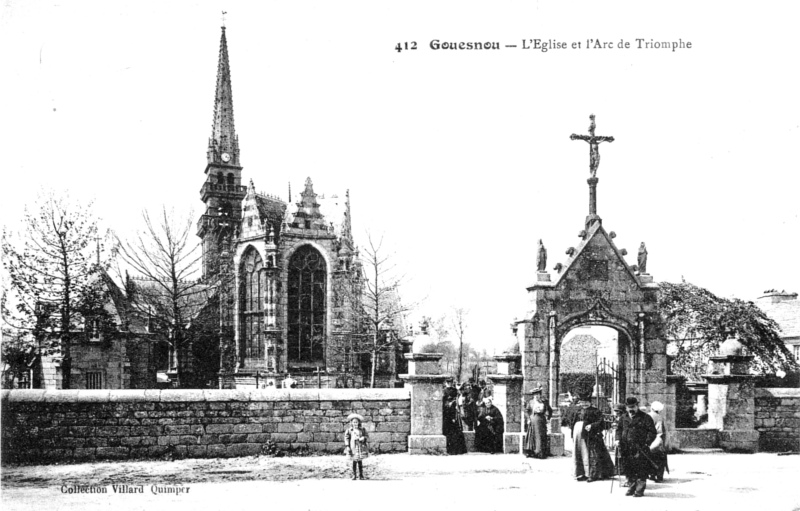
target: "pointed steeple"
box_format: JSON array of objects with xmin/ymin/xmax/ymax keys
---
[
  {"xmin": 198, "ymin": 24, "xmax": 246, "ymax": 281},
  {"xmin": 207, "ymin": 26, "xmax": 239, "ymax": 166}
]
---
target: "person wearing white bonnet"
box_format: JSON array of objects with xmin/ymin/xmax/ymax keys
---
[{"xmin": 647, "ymin": 401, "xmax": 669, "ymax": 482}]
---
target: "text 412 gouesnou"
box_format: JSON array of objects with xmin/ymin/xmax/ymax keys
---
[{"xmin": 395, "ymin": 39, "xmax": 692, "ymax": 53}]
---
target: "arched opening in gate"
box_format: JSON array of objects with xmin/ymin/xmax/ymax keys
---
[{"xmin": 558, "ymin": 325, "xmax": 627, "ymax": 412}]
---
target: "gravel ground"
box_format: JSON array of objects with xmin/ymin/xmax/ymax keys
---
[{"xmin": 2, "ymin": 452, "xmax": 799, "ymax": 511}]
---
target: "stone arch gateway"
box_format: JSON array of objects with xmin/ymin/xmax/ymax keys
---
[{"xmin": 516, "ymin": 115, "xmax": 673, "ymax": 445}]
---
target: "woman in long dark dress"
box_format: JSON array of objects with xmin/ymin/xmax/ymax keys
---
[
  {"xmin": 523, "ymin": 388, "xmax": 551, "ymax": 458},
  {"xmin": 475, "ymin": 397, "xmax": 504, "ymax": 454},
  {"xmin": 579, "ymin": 402, "xmax": 615, "ymax": 481},
  {"xmin": 443, "ymin": 386, "xmax": 467, "ymax": 455}
]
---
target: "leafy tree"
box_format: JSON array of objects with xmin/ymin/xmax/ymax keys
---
[
  {"xmin": 659, "ymin": 281, "xmax": 798, "ymax": 379},
  {"xmin": 1, "ymin": 326, "xmax": 38, "ymax": 388},
  {"xmin": 1, "ymin": 191, "xmax": 107, "ymax": 388},
  {"xmin": 114, "ymin": 207, "xmax": 207, "ymax": 387}
]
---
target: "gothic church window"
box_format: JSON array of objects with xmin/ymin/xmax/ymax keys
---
[
  {"xmin": 287, "ymin": 245, "xmax": 326, "ymax": 364},
  {"xmin": 241, "ymin": 249, "xmax": 265, "ymax": 360}
]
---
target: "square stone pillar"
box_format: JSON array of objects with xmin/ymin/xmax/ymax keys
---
[
  {"xmin": 703, "ymin": 354, "xmax": 760, "ymax": 453},
  {"xmin": 400, "ymin": 353, "xmax": 447, "ymax": 455},
  {"xmin": 489, "ymin": 354, "xmax": 523, "ymax": 454}
]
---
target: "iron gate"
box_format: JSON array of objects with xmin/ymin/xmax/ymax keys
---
[{"xmin": 596, "ymin": 357, "xmax": 621, "ymax": 450}]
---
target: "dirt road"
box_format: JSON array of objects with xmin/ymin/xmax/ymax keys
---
[{"xmin": 2, "ymin": 452, "xmax": 799, "ymax": 511}]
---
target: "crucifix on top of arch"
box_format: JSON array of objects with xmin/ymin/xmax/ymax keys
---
[{"xmin": 570, "ymin": 114, "xmax": 614, "ymax": 178}]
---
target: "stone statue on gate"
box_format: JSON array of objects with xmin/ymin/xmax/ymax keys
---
[
  {"xmin": 638, "ymin": 242, "xmax": 648, "ymax": 273},
  {"xmin": 537, "ymin": 239, "xmax": 547, "ymax": 272}
]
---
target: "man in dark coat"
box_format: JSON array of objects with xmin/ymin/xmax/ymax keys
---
[
  {"xmin": 443, "ymin": 386, "xmax": 467, "ymax": 455},
  {"xmin": 616, "ymin": 396, "xmax": 657, "ymax": 497}
]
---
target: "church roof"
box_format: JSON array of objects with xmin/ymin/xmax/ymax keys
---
[{"xmin": 254, "ymin": 193, "xmax": 287, "ymax": 225}]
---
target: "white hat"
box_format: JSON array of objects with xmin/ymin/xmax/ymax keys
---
[
  {"xmin": 650, "ymin": 401, "xmax": 664, "ymax": 412},
  {"xmin": 347, "ymin": 413, "xmax": 365, "ymax": 423}
]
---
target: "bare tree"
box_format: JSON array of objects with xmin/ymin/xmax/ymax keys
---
[
  {"xmin": 450, "ymin": 307, "xmax": 469, "ymax": 382},
  {"xmin": 114, "ymin": 207, "xmax": 206, "ymax": 387},
  {"xmin": 2, "ymin": 191, "xmax": 107, "ymax": 388},
  {"xmin": 357, "ymin": 233, "xmax": 414, "ymax": 388}
]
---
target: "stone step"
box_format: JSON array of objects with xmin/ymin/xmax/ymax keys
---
[{"xmin": 674, "ymin": 448, "xmax": 726, "ymax": 454}]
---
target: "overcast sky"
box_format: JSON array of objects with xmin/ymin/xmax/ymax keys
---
[{"xmin": 2, "ymin": 1, "xmax": 799, "ymax": 353}]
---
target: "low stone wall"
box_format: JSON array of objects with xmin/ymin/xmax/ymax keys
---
[
  {"xmin": 755, "ymin": 388, "xmax": 800, "ymax": 452},
  {"xmin": 1, "ymin": 388, "xmax": 411, "ymax": 464}
]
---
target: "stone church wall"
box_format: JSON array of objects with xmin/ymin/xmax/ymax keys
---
[
  {"xmin": 754, "ymin": 388, "xmax": 800, "ymax": 452},
  {"xmin": 1, "ymin": 388, "xmax": 410, "ymax": 463}
]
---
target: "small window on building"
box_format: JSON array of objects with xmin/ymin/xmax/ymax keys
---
[
  {"xmin": 87, "ymin": 318, "xmax": 101, "ymax": 341},
  {"xmin": 85, "ymin": 372, "xmax": 103, "ymax": 389},
  {"xmin": 227, "ymin": 173, "xmax": 234, "ymax": 186}
]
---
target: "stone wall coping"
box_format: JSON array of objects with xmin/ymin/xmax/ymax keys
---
[
  {"xmin": 755, "ymin": 388, "xmax": 800, "ymax": 398},
  {"xmin": 108, "ymin": 390, "xmax": 149, "ymax": 402},
  {"xmin": 1, "ymin": 388, "xmax": 411, "ymax": 404},
  {"xmin": 527, "ymin": 281, "xmax": 556, "ymax": 291},
  {"xmin": 404, "ymin": 353, "xmax": 443, "ymax": 361},
  {"xmin": 702, "ymin": 375, "xmax": 759, "ymax": 384},
  {"xmin": 5, "ymin": 390, "xmax": 46, "ymax": 402},
  {"xmin": 709, "ymin": 355, "xmax": 755, "ymax": 363},
  {"xmin": 398, "ymin": 374, "xmax": 449, "ymax": 383},
  {"xmin": 493, "ymin": 354, "xmax": 521, "ymax": 362},
  {"xmin": 487, "ymin": 374, "xmax": 524, "ymax": 382}
]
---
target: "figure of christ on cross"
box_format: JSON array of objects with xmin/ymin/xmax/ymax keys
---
[{"xmin": 570, "ymin": 114, "xmax": 614, "ymax": 178}]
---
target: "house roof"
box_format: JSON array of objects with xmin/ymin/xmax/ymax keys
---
[{"xmin": 756, "ymin": 292, "xmax": 800, "ymax": 339}]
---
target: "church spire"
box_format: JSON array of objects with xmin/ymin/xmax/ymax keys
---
[{"xmin": 207, "ymin": 25, "xmax": 239, "ymax": 166}]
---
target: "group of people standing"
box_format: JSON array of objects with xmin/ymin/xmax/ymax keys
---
[
  {"xmin": 563, "ymin": 393, "xmax": 669, "ymax": 497},
  {"xmin": 346, "ymin": 387, "xmax": 668, "ymax": 495},
  {"xmin": 442, "ymin": 379, "xmax": 505, "ymax": 454}
]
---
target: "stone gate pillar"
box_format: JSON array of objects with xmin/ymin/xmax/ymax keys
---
[
  {"xmin": 488, "ymin": 354, "xmax": 524, "ymax": 454},
  {"xmin": 702, "ymin": 337, "xmax": 760, "ymax": 453},
  {"xmin": 400, "ymin": 353, "xmax": 447, "ymax": 455}
]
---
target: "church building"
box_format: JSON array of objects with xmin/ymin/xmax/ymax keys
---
[{"xmin": 195, "ymin": 27, "xmax": 401, "ymax": 389}]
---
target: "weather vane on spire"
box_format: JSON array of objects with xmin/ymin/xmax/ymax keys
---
[
  {"xmin": 221, "ymin": 11, "xmax": 227, "ymax": 28},
  {"xmin": 570, "ymin": 114, "xmax": 614, "ymax": 178}
]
